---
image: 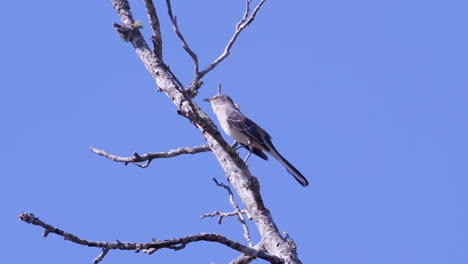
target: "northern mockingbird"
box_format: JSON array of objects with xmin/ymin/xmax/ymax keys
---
[{"xmin": 204, "ymin": 94, "xmax": 309, "ymax": 187}]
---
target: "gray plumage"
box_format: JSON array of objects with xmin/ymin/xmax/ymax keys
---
[{"xmin": 204, "ymin": 94, "xmax": 309, "ymax": 187}]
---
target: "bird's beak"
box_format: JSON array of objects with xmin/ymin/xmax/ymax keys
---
[{"xmin": 203, "ymin": 97, "xmax": 211, "ymax": 102}]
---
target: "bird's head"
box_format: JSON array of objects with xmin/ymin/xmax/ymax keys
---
[{"xmin": 203, "ymin": 94, "xmax": 235, "ymax": 106}]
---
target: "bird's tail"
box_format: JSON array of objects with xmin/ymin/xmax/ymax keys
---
[{"xmin": 269, "ymin": 148, "xmax": 309, "ymax": 187}]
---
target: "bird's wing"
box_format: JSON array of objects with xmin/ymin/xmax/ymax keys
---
[{"xmin": 227, "ymin": 115, "xmax": 271, "ymax": 151}]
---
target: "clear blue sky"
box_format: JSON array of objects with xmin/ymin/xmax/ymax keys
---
[{"xmin": 2, "ymin": 0, "xmax": 467, "ymax": 263}]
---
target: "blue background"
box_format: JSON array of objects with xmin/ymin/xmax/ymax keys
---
[{"xmin": 2, "ymin": 0, "xmax": 467, "ymax": 263}]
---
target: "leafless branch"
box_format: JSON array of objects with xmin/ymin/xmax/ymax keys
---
[
  {"xmin": 86, "ymin": 0, "xmax": 300, "ymax": 262},
  {"xmin": 164, "ymin": 63, "xmax": 185, "ymax": 90},
  {"xmin": 93, "ymin": 248, "xmax": 109, "ymax": 264},
  {"xmin": 239, "ymin": 0, "xmax": 253, "ymax": 27},
  {"xmin": 200, "ymin": 209, "xmax": 250, "ymax": 223},
  {"xmin": 19, "ymin": 213, "xmax": 281, "ymax": 263},
  {"xmin": 212, "ymin": 178, "xmax": 253, "ymax": 247},
  {"xmin": 165, "ymin": 0, "xmax": 200, "ymax": 79},
  {"xmin": 198, "ymin": 0, "xmax": 267, "ymax": 79},
  {"xmin": 164, "ymin": 0, "xmax": 267, "ymax": 97},
  {"xmin": 230, "ymin": 243, "xmax": 265, "ymax": 264},
  {"xmin": 89, "ymin": 145, "xmax": 210, "ymax": 168},
  {"xmin": 143, "ymin": 0, "xmax": 163, "ymax": 57},
  {"xmin": 231, "ymin": 254, "xmax": 256, "ymax": 264}
]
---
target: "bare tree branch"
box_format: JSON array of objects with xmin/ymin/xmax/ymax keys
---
[
  {"xmin": 164, "ymin": 63, "xmax": 185, "ymax": 90},
  {"xmin": 165, "ymin": 0, "xmax": 200, "ymax": 79},
  {"xmin": 90, "ymin": 145, "xmax": 210, "ymax": 168},
  {"xmin": 19, "ymin": 213, "xmax": 281, "ymax": 263},
  {"xmin": 93, "ymin": 248, "xmax": 109, "ymax": 264},
  {"xmin": 164, "ymin": 0, "xmax": 266, "ymax": 97},
  {"xmin": 200, "ymin": 209, "xmax": 250, "ymax": 223},
  {"xmin": 20, "ymin": 0, "xmax": 304, "ymax": 262},
  {"xmin": 14, "ymin": 1, "xmax": 304, "ymax": 263},
  {"xmin": 230, "ymin": 254, "xmax": 256, "ymax": 264},
  {"xmin": 239, "ymin": 0, "xmax": 253, "ymax": 27},
  {"xmin": 109, "ymin": 0, "xmax": 301, "ymax": 262},
  {"xmin": 143, "ymin": 0, "xmax": 163, "ymax": 57},
  {"xmin": 197, "ymin": 0, "xmax": 267, "ymax": 79},
  {"xmin": 212, "ymin": 178, "xmax": 253, "ymax": 247}
]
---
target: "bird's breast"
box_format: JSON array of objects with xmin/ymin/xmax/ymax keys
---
[{"xmin": 213, "ymin": 106, "xmax": 250, "ymax": 145}]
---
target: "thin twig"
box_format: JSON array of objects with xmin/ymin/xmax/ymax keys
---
[
  {"xmin": 90, "ymin": 145, "xmax": 210, "ymax": 168},
  {"xmin": 164, "ymin": 63, "xmax": 185, "ymax": 90},
  {"xmin": 166, "ymin": 0, "xmax": 200, "ymax": 79},
  {"xmin": 198, "ymin": 0, "xmax": 267, "ymax": 79},
  {"xmin": 143, "ymin": 0, "xmax": 163, "ymax": 57},
  {"xmin": 200, "ymin": 209, "xmax": 250, "ymax": 224},
  {"xmin": 212, "ymin": 178, "xmax": 253, "ymax": 247},
  {"xmin": 143, "ymin": 0, "xmax": 187, "ymax": 92},
  {"xmin": 186, "ymin": 0, "xmax": 267, "ymax": 97},
  {"xmin": 19, "ymin": 213, "xmax": 281, "ymax": 263},
  {"xmin": 93, "ymin": 248, "xmax": 109, "ymax": 264},
  {"xmin": 238, "ymin": 0, "xmax": 253, "ymax": 28}
]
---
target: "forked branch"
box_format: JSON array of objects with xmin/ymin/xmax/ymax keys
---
[
  {"xmin": 212, "ymin": 178, "xmax": 253, "ymax": 247},
  {"xmin": 198, "ymin": 0, "xmax": 267, "ymax": 79},
  {"xmin": 164, "ymin": 0, "xmax": 267, "ymax": 97},
  {"xmin": 200, "ymin": 178, "xmax": 253, "ymax": 247},
  {"xmin": 19, "ymin": 213, "xmax": 281, "ymax": 264}
]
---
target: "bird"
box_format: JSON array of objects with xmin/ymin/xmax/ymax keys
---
[{"xmin": 204, "ymin": 94, "xmax": 309, "ymax": 187}]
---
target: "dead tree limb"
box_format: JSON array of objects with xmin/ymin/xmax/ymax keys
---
[
  {"xmin": 200, "ymin": 179, "xmax": 254, "ymax": 247},
  {"xmin": 19, "ymin": 213, "xmax": 281, "ymax": 264},
  {"xmin": 164, "ymin": 0, "xmax": 267, "ymax": 97},
  {"xmin": 213, "ymin": 178, "xmax": 253, "ymax": 247},
  {"xmin": 166, "ymin": 0, "xmax": 199, "ymax": 80},
  {"xmin": 196, "ymin": 0, "xmax": 267, "ymax": 78},
  {"xmin": 89, "ymin": 145, "xmax": 210, "ymax": 168},
  {"xmin": 200, "ymin": 209, "xmax": 250, "ymax": 223},
  {"xmin": 143, "ymin": 0, "xmax": 162, "ymax": 57},
  {"xmin": 230, "ymin": 243, "xmax": 266, "ymax": 264},
  {"xmin": 110, "ymin": 0, "xmax": 301, "ymax": 262},
  {"xmin": 21, "ymin": 0, "xmax": 302, "ymax": 263}
]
